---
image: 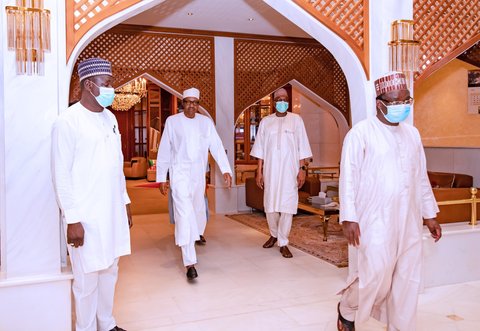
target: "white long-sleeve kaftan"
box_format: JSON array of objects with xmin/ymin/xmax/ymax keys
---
[
  {"xmin": 52, "ymin": 102, "xmax": 131, "ymax": 274},
  {"xmin": 250, "ymin": 112, "xmax": 312, "ymax": 214},
  {"xmin": 156, "ymin": 113, "xmax": 231, "ymax": 247},
  {"xmin": 339, "ymin": 116, "xmax": 438, "ymax": 330}
]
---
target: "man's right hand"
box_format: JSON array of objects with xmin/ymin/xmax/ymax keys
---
[
  {"xmin": 342, "ymin": 221, "xmax": 360, "ymax": 247},
  {"xmin": 256, "ymin": 172, "xmax": 264, "ymax": 189},
  {"xmin": 67, "ymin": 222, "xmax": 85, "ymax": 248},
  {"xmin": 159, "ymin": 181, "xmax": 169, "ymax": 195}
]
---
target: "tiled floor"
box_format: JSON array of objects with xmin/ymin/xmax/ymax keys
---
[{"xmin": 114, "ymin": 208, "xmax": 480, "ymax": 330}]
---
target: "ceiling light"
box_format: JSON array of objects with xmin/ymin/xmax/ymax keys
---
[
  {"xmin": 187, "ymin": 12, "xmax": 193, "ymax": 16},
  {"xmin": 248, "ymin": 18, "xmax": 254, "ymax": 21}
]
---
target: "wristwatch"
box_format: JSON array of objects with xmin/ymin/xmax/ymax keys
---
[{"xmin": 299, "ymin": 165, "xmax": 307, "ymax": 171}]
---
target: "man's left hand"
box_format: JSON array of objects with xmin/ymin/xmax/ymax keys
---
[
  {"xmin": 297, "ymin": 169, "xmax": 306, "ymax": 188},
  {"xmin": 126, "ymin": 203, "xmax": 133, "ymax": 228},
  {"xmin": 224, "ymin": 173, "xmax": 232, "ymax": 188},
  {"xmin": 424, "ymin": 218, "xmax": 442, "ymax": 242}
]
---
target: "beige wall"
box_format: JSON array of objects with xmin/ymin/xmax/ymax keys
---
[
  {"xmin": 415, "ymin": 59, "xmax": 480, "ymax": 147},
  {"xmin": 292, "ymin": 87, "xmax": 342, "ymax": 167}
]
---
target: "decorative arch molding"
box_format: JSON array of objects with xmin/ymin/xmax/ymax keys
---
[
  {"xmin": 69, "ymin": 26, "xmax": 216, "ymax": 119},
  {"xmin": 234, "ymin": 39, "xmax": 350, "ymax": 124},
  {"xmin": 414, "ymin": 0, "xmax": 480, "ymax": 83},
  {"xmin": 292, "ymin": 0, "xmax": 369, "ymax": 78}
]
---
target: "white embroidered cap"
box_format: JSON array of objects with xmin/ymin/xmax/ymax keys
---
[{"xmin": 182, "ymin": 87, "xmax": 200, "ymax": 99}]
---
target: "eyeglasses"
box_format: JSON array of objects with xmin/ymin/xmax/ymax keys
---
[
  {"xmin": 380, "ymin": 97, "xmax": 414, "ymax": 106},
  {"xmin": 183, "ymin": 100, "xmax": 199, "ymax": 106}
]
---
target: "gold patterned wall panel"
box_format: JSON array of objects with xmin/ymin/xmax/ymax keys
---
[
  {"xmin": 234, "ymin": 39, "xmax": 350, "ymax": 123},
  {"xmin": 69, "ymin": 27, "xmax": 216, "ymax": 118},
  {"xmin": 414, "ymin": 0, "xmax": 480, "ymax": 82},
  {"xmin": 66, "ymin": 0, "xmax": 143, "ymax": 61},
  {"xmin": 292, "ymin": 0, "xmax": 369, "ymax": 78}
]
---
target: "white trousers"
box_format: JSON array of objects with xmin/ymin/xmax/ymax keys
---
[
  {"xmin": 181, "ymin": 241, "xmax": 197, "ymax": 266},
  {"xmin": 339, "ymin": 278, "xmax": 359, "ymax": 322},
  {"xmin": 266, "ymin": 212, "xmax": 293, "ymax": 247},
  {"xmin": 69, "ymin": 247, "xmax": 119, "ymax": 331}
]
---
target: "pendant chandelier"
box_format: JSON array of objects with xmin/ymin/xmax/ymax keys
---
[
  {"xmin": 112, "ymin": 78, "xmax": 147, "ymax": 111},
  {"xmin": 6, "ymin": 0, "xmax": 51, "ymax": 75}
]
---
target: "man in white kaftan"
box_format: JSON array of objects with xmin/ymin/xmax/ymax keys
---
[
  {"xmin": 251, "ymin": 88, "xmax": 312, "ymax": 258},
  {"xmin": 157, "ymin": 87, "xmax": 232, "ymax": 280},
  {"xmin": 337, "ymin": 72, "xmax": 442, "ymax": 331},
  {"xmin": 52, "ymin": 58, "xmax": 131, "ymax": 331}
]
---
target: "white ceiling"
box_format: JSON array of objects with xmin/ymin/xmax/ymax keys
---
[{"xmin": 124, "ymin": 0, "xmax": 310, "ymax": 38}]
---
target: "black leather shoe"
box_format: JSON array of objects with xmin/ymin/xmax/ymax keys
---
[
  {"xmin": 280, "ymin": 246, "xmax": 293, "ymax": 258},
  {"xmin": 109, "ymin": 327, "xmax": 126, "ymax": 331},
  {"xmin": 337, "ymin": 303, "xmax": 355, "ymax": 331},
  {"xmin": 186, "ymin": 266, "xmax": 198, "ymax": 280},
  {"xmin": 195, "ymin": 235, "xmax": 206, "ymax": 245},
  {"xmin": 262, "ymin": 236, "xmax": 277, "ymax": 248}
]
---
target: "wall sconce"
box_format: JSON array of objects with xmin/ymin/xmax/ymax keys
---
[
  {"xmin": 5, "ymin": 0, "xmax": 51, "ymax": 75},
  {"xmin": 389, "ymin": 20, "xmax": 420, "ymax": 90}
]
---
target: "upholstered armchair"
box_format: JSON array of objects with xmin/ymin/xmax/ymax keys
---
[{"xmin": 123, "ymin": 157, "xmax": 148, "ymax": 179}]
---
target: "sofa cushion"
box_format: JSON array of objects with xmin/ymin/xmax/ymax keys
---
[{"xmin": 428, "ymin": 171, "xmax": 454, "ymax": 188}]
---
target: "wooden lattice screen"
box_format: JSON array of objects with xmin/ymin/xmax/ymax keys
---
[
  {"xmin": 66, "ymin": 0, "xmax": 142, "ymax": 61},
  {"xmin": 414, "ymin": 0, "xmax": 480, "ymax": 82},
  {"xmin": 292, "ymin": 0, "xmax": 369, "ymax": 78},
  {"xmin": 69, "ymin": 27, "xmax": 216, "ymax": 118},
  {"xmin": 234, "ymin": 39, "xmax": 350, "ymax": 123}
]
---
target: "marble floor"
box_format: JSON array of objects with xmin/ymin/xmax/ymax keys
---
[{"xmin": 113, "ymin": 201, "xmax": 480, "ymax": 330}]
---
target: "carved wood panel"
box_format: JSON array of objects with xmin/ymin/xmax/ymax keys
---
[
  {"xmin": 234, "ymin": 39, "xmax": 350, "ymax": 123},
  {"xmin": 292, "ymin": 0, "xmax": 369, "ymax": 78},
  {"xmin": 66, "ymin": 0, "xmax": 143, "ymax": 61},
  {"xmin": 69, "ymin": 26, "xmax": 216, "ymax": 119},
  {"xmin": 414, "ymin": 0, "xmax": 480, "ymax": 82}
]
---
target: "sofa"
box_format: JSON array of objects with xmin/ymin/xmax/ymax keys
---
[
  {"xmin": 245, "ymin": 176, "xmax": 321, "ymax": 212},
  {"xmin": 123, "ymin": 157, "xmax": 148, "ymax": 179},
  {"xmin": 428, "ymin": 171, "xmax": 478, "ymax": 224}
]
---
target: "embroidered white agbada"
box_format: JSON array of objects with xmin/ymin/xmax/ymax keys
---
[
  {"xmin": 52, "ymin": 102, "xmax": 131, "ymax": 273},
  {"xmin": 339, "ymin": 116, "xmax": 438, "ymax": 330},
  {"xmin": 250, "ymin": 112, "xmax": 312, "ymax": 214},
  {"xmin": 156, "ymin": 112, "xmax": 231, "ymax": 247}
]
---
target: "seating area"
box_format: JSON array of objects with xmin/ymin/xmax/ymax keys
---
[
  {"xmin": 428, "ymin": 171, "xmax": 479, "ymax": 224},
  {"xmin": 123, "ymin": 157, "xmax": 148, "ymax": 179},
  {"xmin": 245, "ymin": 176, "xmax": 321, "ymax": 212}
]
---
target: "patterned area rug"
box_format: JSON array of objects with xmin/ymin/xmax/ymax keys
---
[{"xmin": 227, "ymin": 212, "xmax": 348, "ymax": 267}]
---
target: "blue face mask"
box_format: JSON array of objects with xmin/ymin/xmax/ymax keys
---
[
  {"xmin": 90, "ymin": 82, "xmax": 115, "ymax": 108},
  {"xmin": 275, "ymin": 101, "xmax": 289, "ymax": 113},
  {"xmin": 383, "ymin": 104, "xmax": 411, "ymax": 123}
]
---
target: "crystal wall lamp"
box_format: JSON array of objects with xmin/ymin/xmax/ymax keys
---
[
  {"xmin": 6, "ymin": 0, "xmax": 51, "ymax": 75},
  {"xmin": 389, "ymin": 20, "xmax": 420, "ymax": 90}
]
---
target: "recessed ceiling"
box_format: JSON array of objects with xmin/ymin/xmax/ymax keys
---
[{"xmin": 124, "ymin": 0, "xmax": 310, "ymax": 38}]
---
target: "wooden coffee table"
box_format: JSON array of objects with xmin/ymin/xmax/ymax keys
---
[{"xmin": 297, "ymin": 202, "xmax": 339, "ymax": 241}]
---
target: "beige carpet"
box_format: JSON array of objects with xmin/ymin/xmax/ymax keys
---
[{"xmin": 227, "ymin": 212, "xmax": 348, "ymax": 267}]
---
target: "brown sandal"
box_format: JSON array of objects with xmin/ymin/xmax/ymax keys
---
[{"xmin": 337, "ymin": 303, "xmax": 355, "ymax": 331}]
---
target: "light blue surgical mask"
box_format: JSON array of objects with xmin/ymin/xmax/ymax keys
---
[
  {"xmin": 90, "ymin": 82, "xmax": 115, "ymax": 108},
  {"xmin": 275, "ymin": 101, "xmax": 289, "ymax": 113},
  {"xmin": 383, "ymin": 104, "xmax": 411, "ymax": 123}
]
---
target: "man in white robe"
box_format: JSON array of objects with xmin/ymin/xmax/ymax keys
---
[
  {"xmin": 337, "ymin": 72, "xmax": 442, "ymax": 331},
  {"xmin": 251, "ymin": 88, "xmax": 312, "ymax": 258},
  {"xmin": 52, "ymin": 58, "xmax": 131, "ymax": 331},
  {"xmin": 156, "ymin": 87, "xmax": 232, "ymax": 280}
]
